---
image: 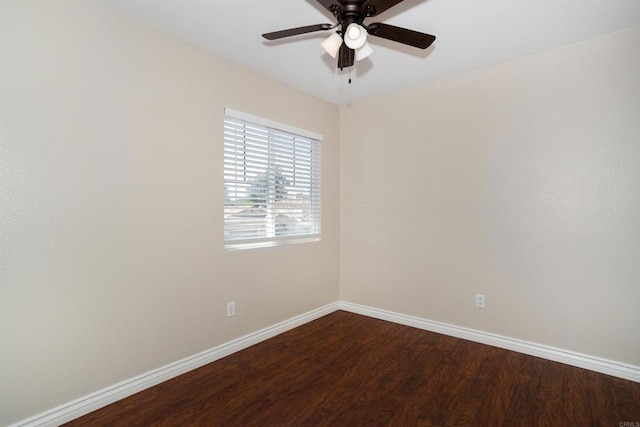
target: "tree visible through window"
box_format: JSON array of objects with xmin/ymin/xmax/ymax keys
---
[{"xmin": 223, "ymin": 109, "xmax": 321, "ymax": 248}]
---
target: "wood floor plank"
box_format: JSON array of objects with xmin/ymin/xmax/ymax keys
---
[
  {"xmin": 65, "ymin": 311, "xmax": 640, "ymax": 426},
  {"xmin": 474, "ymin": 350, "xmax": 521, "ymax": 425},
  {"xmin": 445, "ymin": 344, "xmax": 506, "ymax": 426},
  {"xmin": 385, "ymin": 337, "xmax": 452, "ymax": 425},
  {"xmin": 502, "ymin": 352, "xmax": 543, "ymax": 427},
  {"xmin": 563, "ymin": 364, "xmax": 594, "ymax": 425},
  {"xmin": 533, "ymin": 358, "xmax": 565, "ymax": 425},
  {"xmin": 611, "ymin": 375, "xmax": 640, "ymax": 423}
]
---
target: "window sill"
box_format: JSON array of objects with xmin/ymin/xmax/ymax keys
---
[{"xmin": 224, "ymin": 236, "xmax": 320, "ymax": 252}]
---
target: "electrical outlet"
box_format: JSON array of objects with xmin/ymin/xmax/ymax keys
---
[
  {"xmin": 475, "ymin": 294, "xmax": 485, "ymax": 308},
  {"xmin": 226, "ymin": 301, "xmax": 236, "ymax": 317}
]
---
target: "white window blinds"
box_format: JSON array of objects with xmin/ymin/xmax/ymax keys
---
[{"xmin": 223, "ymin": 109, "xmax": 321, "ymax": 249}]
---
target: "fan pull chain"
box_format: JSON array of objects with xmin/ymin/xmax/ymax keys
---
[{"xmin": 349, "ymin": 69, "xmax": 352, "ymax": 84}]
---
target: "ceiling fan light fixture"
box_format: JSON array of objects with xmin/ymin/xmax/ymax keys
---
[
  {"xmin": 348, "ymin": 25, "xmax": 361, "ymax": 39},
  {"xmin": 344, "ymin": 23, "xmax": 367, "ymax": 49},
  {"xmin": 355, "ymin": 41, "xmax": 373, "ymax": 61},
  {"xmin": 321, "ymin": 32, "xmax": 343, "ymax": 58}
]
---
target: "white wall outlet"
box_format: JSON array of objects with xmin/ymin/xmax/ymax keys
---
[
  {"xmin": 475, "ymin": 294, "xmax": 486, "ymax": 308},
  {"xmin": 226, "ymin": 301, "xmax": 236, "ymax": 317}
]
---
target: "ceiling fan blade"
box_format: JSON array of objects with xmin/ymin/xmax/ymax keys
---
[
  {"xmin": 366, "ymin": 23, "xmax": 436, "ymax": 49},
  {"xmin": 364, "ymin": 0, "xmax": 405, "ymax": 16},
  {"xmin": 262, "ymin": 23, "xmax": 333, "ymax": 40},
  {"xmin": 337, "ymin": 43, "xmax": 354, "ymax": 69}
]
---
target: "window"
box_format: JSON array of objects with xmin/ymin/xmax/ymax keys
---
[{"xmin": 223, "ymin": 109, "xmax": 321, "ymax": 250}]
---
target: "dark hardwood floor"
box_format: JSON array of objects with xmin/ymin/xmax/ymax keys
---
[{"xmin": 66, "ymin": 310, "xmax": 640, "ymax": 426}]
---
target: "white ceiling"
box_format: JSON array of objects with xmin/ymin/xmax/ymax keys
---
[{"xmin": 100, "ymin": 0, "xmax": 640, "ymax": 106}]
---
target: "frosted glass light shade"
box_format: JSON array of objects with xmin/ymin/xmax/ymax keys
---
[
  {"xmin": 321, "ymin": 33, "xmax": 343, "ymax": 58},
  {"xmin": 344, "ymin": 23, "xmax": 367, "ymax": 49},
  {"xmin": 355, "ymin": 41, "xmax": 373, "ymax": 61}
]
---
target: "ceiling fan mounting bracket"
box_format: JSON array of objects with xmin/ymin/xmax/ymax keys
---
[
  {"xmin": 329, "ymin": 5, "xmax": 341, "ymax": 20},
  {"xmin": 364, "ymin": 4, "xmax": 377, "ymax": 17}
]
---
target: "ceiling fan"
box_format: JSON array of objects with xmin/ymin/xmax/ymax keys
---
[{"xmin": 262, "ymin": 0, "xmax": 436, "ymax": 69}]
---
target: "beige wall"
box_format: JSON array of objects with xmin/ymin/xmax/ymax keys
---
[
  {"xmin": 340, "ymin": 26, "xmax": 640, "ymax": 366},
  {"xmin": 0, "ymin": 1, "xmax": 339, "ymax": 424}
]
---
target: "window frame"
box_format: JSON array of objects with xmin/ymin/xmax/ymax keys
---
[{"xmin": 223, "ymin": 108, "xmax": 322, "ymax": 251}]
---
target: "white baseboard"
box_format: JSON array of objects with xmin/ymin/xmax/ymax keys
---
[
  {"xmin": 338, "ymin": 301, "xmax": 640, "ymax": 383},
  {"xmin": 10, "ymin": 302, "xmax": 340, "ymax": 427},
  {"xmin": 12, "ymin": 299, "xmax": 640, "ymax": 426}
]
